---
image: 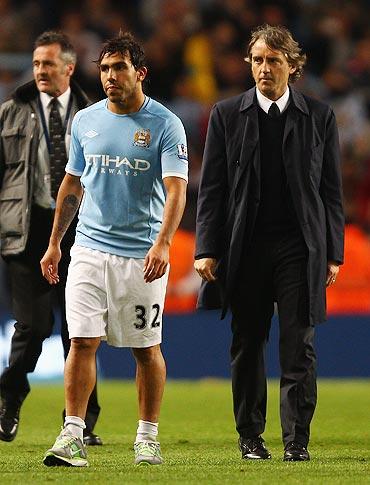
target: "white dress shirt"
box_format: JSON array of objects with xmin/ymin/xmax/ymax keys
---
[
  {"xmin": 34, "ymin": 87, "xmax": 72, "ymax": 208},
  {"xmin": 256, "ymin": 86, "xmax": 290, "ymax": 115},
  {"xmin": 39, "ymin": 87, "xmax": 71, "ymax": 124}
]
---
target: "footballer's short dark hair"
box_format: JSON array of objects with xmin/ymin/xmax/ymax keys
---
[{"xmin": 96, "ymin": 31, "xmax": 146, "ymax": 70}]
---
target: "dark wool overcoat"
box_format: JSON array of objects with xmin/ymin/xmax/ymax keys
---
[{"xmin": 195, "ymin": 86, "xmax": 345, "ymax": 325}]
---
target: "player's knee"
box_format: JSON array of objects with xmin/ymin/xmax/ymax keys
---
[
  {"xmin": 132, "ymin": 344, "xmax": 162, "ymax": 365},
  {"xmin": 70, "ymin": 337, "xmax": 100, "ymax": 354}
]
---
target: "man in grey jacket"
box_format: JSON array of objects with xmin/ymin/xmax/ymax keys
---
[{"xmin": 0, "ymin": 31, "xmax": 101, "ymax": 445}]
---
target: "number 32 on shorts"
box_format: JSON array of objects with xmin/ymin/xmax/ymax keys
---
[{"xmin": 134, "ymin": 304, "xmax": 161, "ymax": 329}]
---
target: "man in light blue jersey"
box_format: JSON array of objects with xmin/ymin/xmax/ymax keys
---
[{"xmin": 40, "ymin": 32, "xmax": 187, "ymax": 468}]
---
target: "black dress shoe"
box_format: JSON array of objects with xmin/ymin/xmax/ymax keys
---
[
  {"xmin": 239, "ymin": 436, "xmax": 271, "ymax": 459},
  {"xmin": 0, "ymin": 402, "xmax": 20, "ymax": 442},
  {"xmin": 83, "ymin": 430, "xmax": 103, "ymax": 446},
  {"xmin": 283, "ymin": 441, "xmax": 310, "ymax": 461}
]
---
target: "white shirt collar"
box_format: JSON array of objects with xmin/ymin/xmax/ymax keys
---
[
  {"xmin": 256, "ymin": 86, "xmax": 290, "ymax": 115},
  {"xmin": 39, "ymin": 87, "xmax": 71, "ymax": 115}
]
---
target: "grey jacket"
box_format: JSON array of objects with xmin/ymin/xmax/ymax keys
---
[{"xmin": 0, "ymin": 79, "xmax": 89, "ymax": 256}]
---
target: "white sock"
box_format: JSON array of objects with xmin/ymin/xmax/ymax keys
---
[
  {"xmin": 64, "ymin": 415, "xmax": 86, "ymax": 441},
  {"xmin": 135, "ymin": 419, "xmax": 158, "ymax": 442}
]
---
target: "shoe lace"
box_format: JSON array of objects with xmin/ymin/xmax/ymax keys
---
[
  {"xmin": 240, "ymin": 437, "xmax": 265, "ymax": 453},
  {"xmin": 286, "ymin": 441, "xmax": 306, "ymax": 451},
  {"xmin": 0, "ymin": 404, "xmax": 20, "ymax": 420},
  {"xmin": 57, "ymin": 434, "xmax": 80, "ymax": 449},
  {"xmin": 134, "ymin": 441, "xmax": 160, "ymax": 457}
]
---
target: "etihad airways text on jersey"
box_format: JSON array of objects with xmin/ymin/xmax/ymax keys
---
[{"xmin": 85, "ymin": 154, "xmax": 150, "ymax": 171}]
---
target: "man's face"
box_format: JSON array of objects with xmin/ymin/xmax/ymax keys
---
[
  {"xmin": 250, "ymin": 39, "xmax": 296, "ymax": 100},
  {"xmin": 99, "ymin": 52, "xmax": 146, "ymax": 105},
  {"xmin": 33, "ymin": 43, "xmax": 74, "ymax": 96}
]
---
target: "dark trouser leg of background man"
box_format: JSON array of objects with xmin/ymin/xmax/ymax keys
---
[
  {"xmin": 57, "ymin": 223, "xmax": 102, "ymax": 445},
  {"xmin": 273, "ymin": 231, "xmax": 316, "ymax": 460},
  {"xmin": 58, "ymin": 281, "xmax": 102, "ymax": 445},
  {"xmin": 0, "ymin": 207, "xmax": 101, "ymax": 444},
  {"xmin": 230, "ymin": 231, "xmax": 315, "ymax": 461}
]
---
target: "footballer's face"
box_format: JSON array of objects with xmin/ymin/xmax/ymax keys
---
[
  {"xmin": 33, "ymin": 43, "xmax": 74, "ymax": 97},
  {"xmin": 250, "ymin": 39, "xmax": 296, "ymax": 100},
  {"xmin": 100, "ymin": 51, "xmax": 147, "ymax": 114}
]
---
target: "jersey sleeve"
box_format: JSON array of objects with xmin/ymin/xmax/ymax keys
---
[
  {"xmin": 161, "ymin": 115, "xmax": 188, "ymax": 182},
  {"xmin": 66, "ymin": 112, "xmax": 85, "ymax": 176}
]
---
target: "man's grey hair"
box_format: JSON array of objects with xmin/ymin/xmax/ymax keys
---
[{"xmin": 34, "ymin": 30, "xmax": 77, "ymax": 65}]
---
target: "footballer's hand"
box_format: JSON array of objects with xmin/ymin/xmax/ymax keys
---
[
  {"xmin": 143, "ymin": 242, "xmax": 169, "ymax": 283},
  {"xmin": 194, "ymin": 257, "xmax": 217, "ymax": 282},
  {"xmin": 40, "ymin": 244, "xmax": 61, "ymax": 285}
]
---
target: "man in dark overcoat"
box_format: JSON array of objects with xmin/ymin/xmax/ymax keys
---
[{"xmin": 194, "ymin": 24, "xmax": 344, "ymax": 461}]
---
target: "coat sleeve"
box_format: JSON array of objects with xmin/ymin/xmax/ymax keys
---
[
  {"xmin": 195, "ymin": 104, "xmax": 228, "ymax": 259},
  {"xmin": 0, "ymin": 105, "xmax": 5, "ymax": 189},
  {"xmin": 320, "ymin": 109, "xmax": 345, "ymax": 264}
]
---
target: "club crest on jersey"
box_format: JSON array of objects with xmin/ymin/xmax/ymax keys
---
[
  {"xmin": 133, "ymin": 128, "xmax": 151, "ymax": 148},
  {"xmin": 177, "ymin": 143, "xmax": 188, "ymax": 162}
]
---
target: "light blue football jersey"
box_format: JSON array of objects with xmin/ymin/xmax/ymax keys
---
[{"xmin": 66, "ymin": 96, "xmax": 188, "ymax": 258}]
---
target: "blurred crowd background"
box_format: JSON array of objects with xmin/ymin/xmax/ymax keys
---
[{"xmin": 0, "ymin": 0, "xmax": 370, "ymax": 314}]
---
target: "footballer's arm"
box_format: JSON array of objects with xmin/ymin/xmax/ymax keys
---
[
  {"xmin": 143, "ymin": 176, "xmax": 187, "ymax": 283},
  {"xmin": 40, "ymin": 174, "xmax": 84, "ymax": 284}
]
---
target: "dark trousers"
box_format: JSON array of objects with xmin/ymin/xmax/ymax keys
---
[
  {"xmin": 230, "ymin": 230, "xmax": 316, "ymax": 447},
  {"xmin": 0, "ymin": 205, "xmax": 100, "ymax": 431}
]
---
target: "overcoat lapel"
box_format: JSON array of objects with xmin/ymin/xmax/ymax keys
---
[
  {"xmin": 282, "ymin": 107, "xmax": 299, "ymax": 184},
  {"xmin": 283, "ymin": 106, "xmax": 298, "ymax": 150},
  {"xmin": 282, "ymin": 89, "xmax": 310, "ymax": 205},
  {"xmin": 235, "ymin": 98, "xmax": 259, "ymax": 196},
  {"xmin": 247, "ymin": 106, "xmax": 259, "ymax": 177}
]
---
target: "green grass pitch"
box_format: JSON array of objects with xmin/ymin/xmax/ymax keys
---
[{"xmin": 0, "ymin": 379, "xmax": 368, "ymax": 483}]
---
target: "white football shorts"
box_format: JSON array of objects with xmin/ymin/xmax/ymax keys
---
[{"xmin": 65, "ymin": 245, "xmax": 169, "ymax": 348}]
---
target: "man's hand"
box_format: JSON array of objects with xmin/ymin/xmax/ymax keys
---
[
  {"xmin": 143, "ymin": 242, "xmax": 169, "ymax": 283},
  {"xmin": 40, "ymin": 244, "xmax": 62, "ymax": 285},
  {"xmin": 194, "ymin": 257, "xmax": 217, "ymax": 282},
  {"xmin": 326, "ymin": 260, "xmax": 340, "ymax": 287}
]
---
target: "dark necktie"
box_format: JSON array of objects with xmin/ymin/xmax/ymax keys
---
[
  {"xmin": 268, "ymin": 102, "xmax": 280, "ymax": 118},
  {"xmin": 48, "ymin": 97, "xmax": 67, "ymax": 199}
]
